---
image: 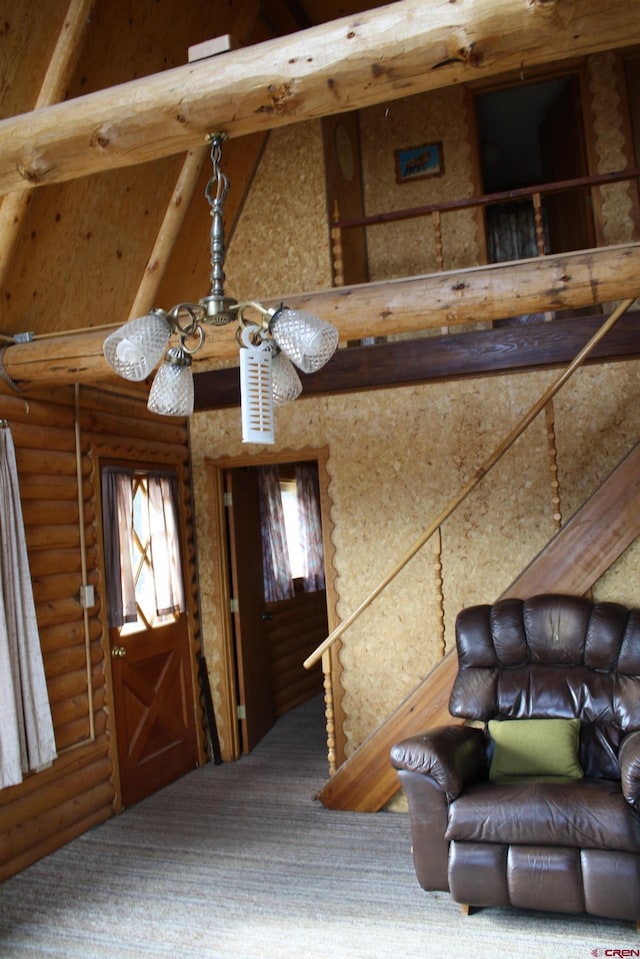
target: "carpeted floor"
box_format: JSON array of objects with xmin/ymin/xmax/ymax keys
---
[{"xmin": 0, "ymin": 695, "xmax": 638, "ymax": 958}]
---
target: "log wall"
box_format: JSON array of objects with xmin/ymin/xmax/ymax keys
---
[
  {"xmin": 0, "ymin": 385, "xmax": 203, "ymax": 882},
  {"xmin": 266, "ymin": 588, "xmax": 327, "ymax": 718}
]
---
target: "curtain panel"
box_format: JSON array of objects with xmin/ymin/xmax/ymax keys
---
[
  {"xmin": 295, "ymin": 463, "xmax": 325, "ymax": 593},
  {"xmin": 257, "ymin": 466, "xmax": 294, "ymax": 603},
  {"xmin": 0, "ymin": 424, "xmax": 57, "ymax": 788},
  {"xmin": 101, "ymin": 467, "xmax": 137, "ymax": 629},
  {"xmin": 148, "ymin": 472, "xmax": 185, "ymax": 616},
  {"xmin": 101, "ymin": 468, "xmax": 185, "ymax": 629}
]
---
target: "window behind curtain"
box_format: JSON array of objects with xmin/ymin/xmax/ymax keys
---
[{"xmin": 102, "ymin": 468, "xmax": 185, "ymax": 633}]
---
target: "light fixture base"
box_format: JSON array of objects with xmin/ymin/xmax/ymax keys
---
[{"xmin": 200, "ymin": 293, "xmax": 239, "ymax": 326}]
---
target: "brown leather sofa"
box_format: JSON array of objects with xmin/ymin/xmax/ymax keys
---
[{"xmin": 390, "ymin": 594, "xmax": 640, "ymax": 924}]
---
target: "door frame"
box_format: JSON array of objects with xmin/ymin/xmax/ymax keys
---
[{"xmin": 205, "ymin": 445, "xmax": 345, "ymax": 764}]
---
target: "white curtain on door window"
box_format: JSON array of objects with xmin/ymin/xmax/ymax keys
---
[
  {"xmin": 148, "ymin": 473, "xmax": 185, "ymax": 616},
  {"xmin": 101, "ymin": 467, "xmax": 137, "ymax": 628},
  {"xmin": 0, "ymin": 424, "xmax": 57, "ymax": 789}
]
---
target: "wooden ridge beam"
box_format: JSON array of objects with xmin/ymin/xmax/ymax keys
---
[
  {"xmin": 1, "ymin": 243, "xmax": 639, "ymax": 393},
  {"xmin": 0, "ymin": 0, "xmax": 639, "ymax": 195},
  {"xmin": 0, "ymin": 0, "xmax": 95, "ymax": 284},
  {"xmin": 194, "ymin": 311, "xmax": 640, "ymax": 409}
]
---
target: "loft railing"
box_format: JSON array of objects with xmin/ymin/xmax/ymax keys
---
[
  {"xmin": 331, "ymin": 167, "xmax": 640, "ymax": 277},
  {"xmin": 314, "ymin": 171, "xmax": 640, "ymax": 771}
]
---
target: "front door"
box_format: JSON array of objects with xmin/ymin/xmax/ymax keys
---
[
  {"xmin": 110, "ymin": 615, "xmax": 198, "ymax": 807},
  {"xmin": 105, "ymin": 470, "xmax": 198, "ymax": 807}
]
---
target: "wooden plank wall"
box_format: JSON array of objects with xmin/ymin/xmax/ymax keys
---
[
  {"xmin": 0, "ymin": 384, "xmax": 202, "ymax": 882},
  {"xmin": 266, "ymin": 588, "xmax": 327, "ymax": 718}
]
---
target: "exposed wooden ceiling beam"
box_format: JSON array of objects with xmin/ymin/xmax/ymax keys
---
[
  {"xmin": 1, "ymin": 244, "xmax": 638, "ymax": 394},
  {"xmin": 194, "ymin": 311, "xmax": 640, "ymax": 409},
  {"xmin": 0, "ymin": 0, "xmax": 638, "ymax": 195},
  {"xmin": 0, "ymin": 0, "xmax": 95, "ymax": 282}
]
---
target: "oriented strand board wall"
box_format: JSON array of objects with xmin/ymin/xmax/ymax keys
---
[
  {"xmin": 359, "ymin": 85, "xmax": 482, "ymax": 280},
  {"xmin": 191, "ymin": 361, "xmax": 640, "ymax": 757},
  {"xmin": 190, "ymin": 59, "xmax": 640, "ymax": 760},
  {"xmin": 0, "ymin": 387, "xmax": 202, "ymax": 882}
]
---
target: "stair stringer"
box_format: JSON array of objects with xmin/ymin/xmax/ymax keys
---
[{"xmin": 318, "ymin": 440, "xmax": 640, "ymax": 812}]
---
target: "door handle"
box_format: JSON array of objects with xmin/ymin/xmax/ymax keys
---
[
  {"xmin": 111, "ymin": 646, "xmax": 127, "ymax": 658},
  {"xmin": 261, "ymin": 613, "xmax": 273, "ymax": 621}
]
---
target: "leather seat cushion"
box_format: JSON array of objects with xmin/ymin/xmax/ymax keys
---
[{"xmin": 445, "ymin": 778, "xmax": 640, "ymax": 853}]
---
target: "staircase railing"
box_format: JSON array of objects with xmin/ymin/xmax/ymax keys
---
[{"xmin": 306, "ymin": 296, "xmax": 635, "ymax": 772}]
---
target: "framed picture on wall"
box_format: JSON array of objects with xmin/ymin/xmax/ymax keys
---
[{"xmin": 394, "ymin": 141, "xmax": 444, "ymax": 184}]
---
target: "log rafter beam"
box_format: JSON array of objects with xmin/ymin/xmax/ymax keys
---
[
  {"xmin": 0, "ymin": 0, "xmax": 639, "ymax": 195},
  {"xmin": 1, "ymin": 243, "xmax": 639, "ymax": 395}
]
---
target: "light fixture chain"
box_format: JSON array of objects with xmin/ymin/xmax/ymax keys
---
[{"xmin": 206, "ymin": 135, "xmax": 229, "ymax": 299}]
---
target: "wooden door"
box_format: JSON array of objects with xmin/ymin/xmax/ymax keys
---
[
  {"xmin": 225, "ymin": 468, "xmax": 274, "ymax": 753},
  {"xmin": 539, "ymin": 76, "xmax": 595, "ymax": 255},
  {"xmin": 110, "ymin": 615, "xmax": 198, "ymax": 807}
]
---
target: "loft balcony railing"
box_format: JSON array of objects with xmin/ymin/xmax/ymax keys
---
[{"xmin": 330, "ymin": 167, "xmax": 640, "ymax": 281}]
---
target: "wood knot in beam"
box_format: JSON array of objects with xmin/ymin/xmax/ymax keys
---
[
  {"xmin": 255, "ymin": 82, "xmax": 295, "ymax": 115},
  {"xmin": 17, "ymin": 155, "xmax": 52, "ymax": 185}
]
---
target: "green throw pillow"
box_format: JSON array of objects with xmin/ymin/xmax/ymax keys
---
[{"xmin": 488, "ymin": 717, "xmax": 584, "ymax": 782}]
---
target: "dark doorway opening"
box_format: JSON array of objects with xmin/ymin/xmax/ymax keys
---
[
  {"xmin": 476, "ymin": 74, "xmax": 596, "ymax": 321},
  {"xmin": 225, "ymin": 460, "xmax": 327, "ymax": 755}
]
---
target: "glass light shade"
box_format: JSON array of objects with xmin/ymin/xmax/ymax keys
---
[
  {"xmin": 147, "ymin": 347, "xmax": 194, "ymax": 416},
  {"xmin": 269, "ymin": 307, "xmax": 338, "ymax": 373},
  {"xmin": 271, "ymin": 350, "xmax": 302, "ymax": 406},
  {"xmin": 103, "ymin": 311, "xmax": 172, "ymax": 382}
]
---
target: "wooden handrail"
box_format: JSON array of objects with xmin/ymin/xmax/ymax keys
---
[
  {"xmin": 334, "ymin": 167, "xmax": 640, "ymax": 232},
  {"xmin": 304, "ymin": 297, "xmax": 634, "ymax": 670}
]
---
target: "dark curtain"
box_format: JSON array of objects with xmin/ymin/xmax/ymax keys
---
[
  {"xmin": 257, "ymin": 466, "xmax": 294, "ymax": 603},
  {"xmin": 486, "ymin": 200, "xmax": 541, "ymax": 262},
  {"xmin": 295, "ymin": 463, "xmax": 325, "ymax": 592}
]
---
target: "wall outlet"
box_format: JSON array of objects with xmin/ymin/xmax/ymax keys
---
[{"xmin": 79, "ymin": 584, "xmax": 95, "ymax": 609}]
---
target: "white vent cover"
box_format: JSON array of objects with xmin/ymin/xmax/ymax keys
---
[{"xmin": 239, "ymin": 328, "xmax": 275, "ymax": 444}]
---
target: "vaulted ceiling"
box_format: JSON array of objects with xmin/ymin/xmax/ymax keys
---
[
  {"xmin": 0, "ymin": 0, "xmax": 390, "ymax": 344},
  {"xmin": 1, "ymin": 0, "xmax": 639, "ymax": 397}
]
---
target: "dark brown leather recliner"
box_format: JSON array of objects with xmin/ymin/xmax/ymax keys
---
[{"xmin": 390, "ymin": 594, "xmax": 640, "ymax": 925}]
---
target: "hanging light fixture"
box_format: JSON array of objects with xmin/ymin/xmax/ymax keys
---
[{"xmin": 103, "ymin": 133, "xmax": 339, "ymax": 442}]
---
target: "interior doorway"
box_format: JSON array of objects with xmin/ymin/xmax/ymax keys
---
[
  {"xmin": 476, "ymin": 74, "xmax": 595, "ymax": 265},
  {"xmin": 209, "ymin": 447, "xmax": 341, "ymax": 761}
]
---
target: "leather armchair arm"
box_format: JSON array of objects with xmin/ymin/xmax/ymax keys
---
[
  {"xmin": 619, "ymin": 730, "xmax": 640, "ymax": 810},
  {"xmin": 390, "ymin": 724, "xmax": 487, "ymax": 800}
]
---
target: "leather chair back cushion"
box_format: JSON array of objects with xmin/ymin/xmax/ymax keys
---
[{"xmin": 449, "ymin": 594, "xmax": 640, "ymax": 780}]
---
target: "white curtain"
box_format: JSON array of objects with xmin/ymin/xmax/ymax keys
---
[
  {"xmin": 0, "ymin": 425, "xmax": 57, "ymax": 789},
  {"xmin": 257, "ymin": 466, "xmax": 294, "ymax": 603},
  {"xmin": 101, "ymin": 467, "xmax": 137, "ymax": 628},
  {"xmin": 148, "ymin": 473, "xmax": 185, "ymax": 616},
  {"xmin": 101, "ymin": 468, "xmax": 185, "ymax": 626}
]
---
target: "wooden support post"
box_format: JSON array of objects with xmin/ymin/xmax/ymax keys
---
[
  {"xmin": 128, "ymin": 145, "xmax": 208, "ymax": 320},
  {"xmin": 331, "ymin": 200, "xmax": 345, "ymax": 288},
  {"xmin": 322, "ymin": 650, "xmax": 337, "ymax": 776},
  {"xmin": 533, "ymin": 192, "xmax": 547, "ymax": 256}
]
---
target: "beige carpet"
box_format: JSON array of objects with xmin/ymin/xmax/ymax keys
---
[{"xmin": 0, "ymin": 695, "xmax": 638, "ymax": 958}]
